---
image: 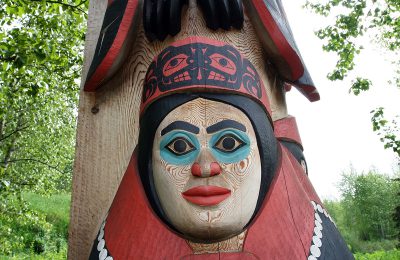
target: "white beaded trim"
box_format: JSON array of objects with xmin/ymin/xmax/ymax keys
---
[
  {"xmin": 96, "ymin": 216, "xmax": 113, "ymax": 260},
  {"xmin": 308, "ymin": 201, "xmax": 335, "ymax": 260}
]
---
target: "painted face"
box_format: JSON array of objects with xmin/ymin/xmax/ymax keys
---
[{"xmin": 152, "ymin": 98, "xmax": 261, "ymax": 242}]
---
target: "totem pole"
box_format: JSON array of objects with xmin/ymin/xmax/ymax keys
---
[{"xmin": 68, "ymin": 1, "xmax": 353, "ymax": 259}]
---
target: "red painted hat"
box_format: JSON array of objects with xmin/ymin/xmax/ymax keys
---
[{"xmin": 140, "ymin": 37, "xmax": 272, "ymax": 117}]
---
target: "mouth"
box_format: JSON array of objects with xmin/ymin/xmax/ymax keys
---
[{"xmin": 181, "ymin": 185, "xmax": 231, "ymax": 206}]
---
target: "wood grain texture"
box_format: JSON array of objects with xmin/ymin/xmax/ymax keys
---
[
  {"xmin": 152, "ymin": 99, "xmax": 261, "ymax": 242},
  {"xmin": 187, "ymin": 231, "xmax": 247, "ymax": 254},
  {"xmin": 68, "ymin": 0, "xmax": 287, "ymax": 259}
]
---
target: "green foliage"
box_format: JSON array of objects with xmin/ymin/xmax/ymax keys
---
[
  {"xmin": 394, "ymin": 178, "xmax": 400, "ymax": 246},
  {"xmin": 0, "ymin": 0, "xmax": 87, "ymax": 196},
  {"xmin": 23, "ymin": 193, "xmax": 71, "ymax": 239},
  {"xmin": 0, "ymin": 246, "xmax": 67, "ymax": 260},
  {"xmin": 354, "ymin": 249, "xmax": 400, "ymax": 260},
  {"xmin": 371, "ymin": 108, "xmax": 400, "ymax": 155},
  {"xmin": 324, "ymin": 169, "xmax": 400, "ymax": 253},
  {"xmin": 340, "ymin": 170, "xmax": 399, "ymax": 241},
  {"xmin": 305, "ymin": 0, "xmax": 400, "ymax": 89},
  {"xmin": 0, "ymin": 193, "xmax": 70, "ymax": 256},
  {"xmin": 305, "ymin": 0, "xmax": 400, "ymax": 158},
  {"xmin": 0, "ymin": 0, "xmax": 87, "ymax": 257}
]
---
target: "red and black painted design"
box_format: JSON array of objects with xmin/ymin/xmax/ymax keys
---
[
  {"xmin": 245, "ymin": 0, "xmax": 320, "ymax": 102},
  {"xmin": 274, "ymin": 116, "xmax": 303, "ymax": 147},
  {"xmin": 274, "ymin": 116, "xmax": 308, "ymax": 175},
  {"xmin": 141, "ymin": 37, "xmax": 270, "ymax": 116},
  {"xmin": 83, "ymin": 0, "xmax": 140, "ymax": 92},
  {"xmin": 88, "ymin": 145, "xmax": 353, "ymax": 259}
]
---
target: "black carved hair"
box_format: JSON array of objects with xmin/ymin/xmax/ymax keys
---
[
  {"xmin": 138, "ymin": 93, "xmax": 280, "ymax": 238},
  {"xmin": 144, "ymin": 0, "xmax": 244, "ymax": 41}
]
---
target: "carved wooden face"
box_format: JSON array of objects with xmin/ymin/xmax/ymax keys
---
[{"xmin": 152, "ymin": 98, "xmax": 261, "ymax": 242}]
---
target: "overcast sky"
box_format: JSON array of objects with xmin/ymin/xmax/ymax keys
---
[{"xmin": 282, "ymin": 1, "xmax": 400, "ymax": 200}]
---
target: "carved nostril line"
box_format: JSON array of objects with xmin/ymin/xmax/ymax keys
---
[
  {"xmin": 210, "ymin": 162, "xmax": 221, "ymax": 176},
  {"xmin": 191, "ymin": 163, "xmax": 202, "ymax": 177}
]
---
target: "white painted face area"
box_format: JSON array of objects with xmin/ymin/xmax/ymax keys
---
[{"xmin": 152, "ymin": 98, "xmax": 262, "ymax": 242}]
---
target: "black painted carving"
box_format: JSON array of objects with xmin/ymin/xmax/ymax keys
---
[
  {"xmin": 161, "ymin": 121, "xmax": 200, "ymax": 136},
  {"xmin": 281, "ymin": 140, "xmax": 308, "ymax": 175},
  {"xmin": 143, "ymin": 0, "xmax": 188, "ymax": 41},
  {"xmin": 206, "ymin": 119, "xmax": 247, "ymax": 134},
  {"xmin": 142, "ymin": 42, "xmax": 262, "ymax": 103},
  {"xmin": 87, "ymin": 0, "xmax": 128, "ymax": 83},
  {"xmin": 143, "ymin": 0, "xmax": 244, "ymax": 41},
  {"xmin": 197, "ymin": 0, "xmax": 244, "ymax": 30},
  {"xmin": 242, "ymin": 59, "xmax": 263, "ymax": 98}
]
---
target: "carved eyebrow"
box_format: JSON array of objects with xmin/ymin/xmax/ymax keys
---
[
  {"xmin": 206, "ymin": 120, "xmax": 247, "ymax": 134},
  {"xmin": 161, "ymin": 121, "xmax": 200, "ymax": 136}
]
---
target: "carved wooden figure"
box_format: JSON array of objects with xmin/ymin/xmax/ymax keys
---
[{"xmin": 69, "ymin": 0, "xmax": 353, "ymax": 259}]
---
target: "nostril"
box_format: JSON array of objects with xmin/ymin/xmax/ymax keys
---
[
  {"xmin": 191, "ymin": 163, "xmax": 202, "ymax": 177},
  {"xmin": 210, "ymin": 162, "xmax": 221, "ymax": 176}
]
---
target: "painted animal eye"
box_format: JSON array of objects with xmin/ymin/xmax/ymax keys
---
[
  {"xmin": 163, "ymin": 54, "xmax": 189, "ymax": 77},
  {"xmin": 209, "ymin": 54, "xmax": 236, "ymax": 75},
  {"xmin": 166, "ymin": 137, "xmax": 196, "ymax": 156},
  {"xmin": 214, "ymin": 134, "xmax": 245, "ymax": 153}
]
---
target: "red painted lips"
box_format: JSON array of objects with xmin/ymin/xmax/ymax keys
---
[{"xmin": 181, "ymin": 186, "xmax": 231, "ymax": 206}]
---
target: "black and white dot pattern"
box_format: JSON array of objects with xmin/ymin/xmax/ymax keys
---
[
  {"xmin": 96, "ymin": 217, "xmax": 113, "ymax": 260},
  {"xmin": 308, "ymin": 201, "xmax": 336, "ymax": 260},
  {"xmin": 90, "ymin": 202, "xmax": 353, "ymax": 259}
]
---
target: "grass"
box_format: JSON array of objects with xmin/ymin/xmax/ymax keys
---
[
  {"xmin": 2, "ymin": 192, "xmax": 399, "ymax": 259},
  {"xmin": 0, "ymin": 193, "xmax": 71, "ymax": 259},
  {"xmin": 22, "ymin": 193, "xmax": 71, "ymax": 239},
  {"xmin": 0, "ymin": 247, "xmax": 67, "ymax": 260},
  {"xmin": 355, "ymin": 249, "xmax": 400, "ymax": 260}
]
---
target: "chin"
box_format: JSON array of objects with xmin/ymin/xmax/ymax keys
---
[{"xmin": 182, "ymin": 224, "xmax": 245, "ymax": 243}]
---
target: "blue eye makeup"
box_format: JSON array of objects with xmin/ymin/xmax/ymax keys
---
[
  {"xmin": 209, "ymin": 129, "xmax": 250, "ymax": 164},
  {"xmin": 160, "ymin": 131, "xmax": 200, "ymax": 165}
]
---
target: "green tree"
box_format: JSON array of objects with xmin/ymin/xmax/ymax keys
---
[
  {"xmin": 339, "ymin": 170, "xmax": 399, "ymax": 241},
  {"xmin": 394, "ymin": 176, "xmax": 400, "ymax": 247},
  {"xmin": 0, "ymin": 0, "xmax": 88, "ymax": 255},
  {"xmin": 305, "ymin": 0, "xmax": 400, "ymax": 157}
]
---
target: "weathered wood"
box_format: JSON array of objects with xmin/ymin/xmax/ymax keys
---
[{"xmin": 68, "ymin": 1, "xmax": 287, "ymax": 259}]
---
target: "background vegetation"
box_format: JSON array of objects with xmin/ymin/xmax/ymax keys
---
[
  {"xmin": 324, "ymin": 169, "xmax": 400, "ymax": 257},
  {"xmin": 305, "ymin": 1, "xmax": 400, "ymax": 257},
  {"xmin": 0, "ymin": 0, "xmax": 399, "ymax": 259},
  {"xmin": 0, "ymin": 0, "xmax": 87, "ymax": 258},
  {"xmin": 305, "ymin": 0, "xmax": 400, "ymax": 157}
]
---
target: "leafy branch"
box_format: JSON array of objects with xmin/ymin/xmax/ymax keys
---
[
  {"xmin": 0, "ymin": 124, "xmax": 30, "ymax": 142},
  {"xmin": 306, "ymin": 0, "xmax": 400, "ymax": 159},
  {"xmin": 371, "ymin": 108, "xmax": 400, "ymax": 156},
  {"xmin": 1, "ymin": 158, "xmax": 68, "ymax": 174},
  {"xmin": 305, "ymin": 0, "xmax": 400, "ymax": 94},
  {"xmin": 27, "ymin": 0, "xmax": 88, "ymax": 14}
]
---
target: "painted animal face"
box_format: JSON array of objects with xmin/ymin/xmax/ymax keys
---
[
  {"xmin": 141, "ymin": 39, "xmax": 269, "ymax": 115},
  {"xmin": 152, "ymin": 98, "xmax": 261, "ymax": 242}
]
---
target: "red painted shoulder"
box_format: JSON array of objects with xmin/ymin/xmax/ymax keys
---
[
  {"xmin": 103, "ymin": 151, "xmax": 191, "ymax": 259},
  {"xmin": 274, "ymin": 116, "xmax": 303, "ymax": 147},
  {"xmin": 244, "ymin": 145, "xmax": 317, "ymax": 258}
]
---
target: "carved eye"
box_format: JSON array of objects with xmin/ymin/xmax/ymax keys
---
[
  {"xmin": 166, "ymin": 137, "xmax": 196, "ymax": 156},
  {"xmin": 163, "ymin": 54, "xmax": 189, "ymax": 77},
  {"xmin": 209, "ymin": 54, "xmax": 236, "ymax": 75},
  {"xmin": 214, "ymin": 134, "xmax": 245, "ymax": 153}
]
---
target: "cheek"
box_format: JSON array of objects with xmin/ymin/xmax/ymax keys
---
[
  {"xmin": 163, "ymin": 161, "xmax": 192, "ymax": 191},
  {"xmin": 220, "ymin": 148, "xmax": 258, "ymax": 191},
  {"xmin": 153, "ymin": 147, "xmax": 191, "ymax": 192}
]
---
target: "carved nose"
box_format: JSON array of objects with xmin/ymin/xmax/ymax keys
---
[{"xmin": 191, "ymin": 150, "xmax": 221, "ymax": 177}]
